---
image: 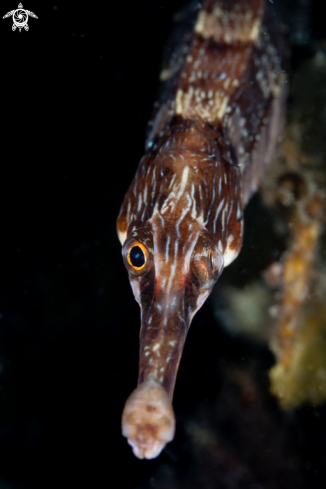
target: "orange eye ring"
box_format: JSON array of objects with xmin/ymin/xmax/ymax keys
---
[{"xmin": 126, "ymin": 241, "xmax": 149, "ymax": 271}]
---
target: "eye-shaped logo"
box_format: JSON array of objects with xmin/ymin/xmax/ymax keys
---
[{"xmin": 3, "ymin": 3, "xmax": 38, "ymax": 32}]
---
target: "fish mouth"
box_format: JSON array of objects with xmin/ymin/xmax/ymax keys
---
[{"xmin": 121, "ymin": 380, "xmax": 175, "ymax": 459}]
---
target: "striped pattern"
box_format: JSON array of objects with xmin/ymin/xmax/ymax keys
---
[{"xmin": 117, "ymin": 0, "xmax": 287, "ymax": 459}]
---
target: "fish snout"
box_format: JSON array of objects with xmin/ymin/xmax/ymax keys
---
[{"xmin": 121, "ymin": 380, "xmax": 175, "ymax": 459}]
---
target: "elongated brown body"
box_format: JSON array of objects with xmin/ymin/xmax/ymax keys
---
[{"xmin": 117, "ymin": 0, "xmax": 287, "ymax": 459}]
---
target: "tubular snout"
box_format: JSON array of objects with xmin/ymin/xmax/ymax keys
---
[{"xmin": 121, "ymin": 380, "xmax": 175, "ymax": 459}]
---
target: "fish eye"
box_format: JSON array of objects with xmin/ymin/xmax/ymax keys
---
[
  {"xmin": 129, "ymin": 245, "xmax": 145, "ymax": 268},
  {"xmin": 125, "ymin": 241, "xmax": 148, "ymax": 272},
  {"xmin": 209, "ymin": 248, "xmax": 224, "ymax": 280}
]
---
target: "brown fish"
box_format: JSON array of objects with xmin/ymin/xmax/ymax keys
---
[{"xmin": 117, "ymin": 0, "xmax": 287, "ymax": 459}]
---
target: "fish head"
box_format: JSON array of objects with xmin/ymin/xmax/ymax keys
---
[{"xmin": 117, "ymin": 119, "xmax": 242, "ymax": 459}]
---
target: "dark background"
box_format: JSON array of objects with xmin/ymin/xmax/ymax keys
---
[{"xmin": 0, "ymin": 1, "xmax": 325, "ymax": 488}]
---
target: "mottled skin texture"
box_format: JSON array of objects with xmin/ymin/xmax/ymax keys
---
[{"xmin": 117, "ymin": 0, "xmax": 287, "ymax": 459}]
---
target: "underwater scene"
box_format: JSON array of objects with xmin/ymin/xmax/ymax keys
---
[{"xmin": 1, "ymin": 0, "xmax": 326, "ymax": 488}]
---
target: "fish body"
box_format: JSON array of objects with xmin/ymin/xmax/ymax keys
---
[{"xmin": 117, "ymin": 0, "xmax": 287, "ymax": 459}]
